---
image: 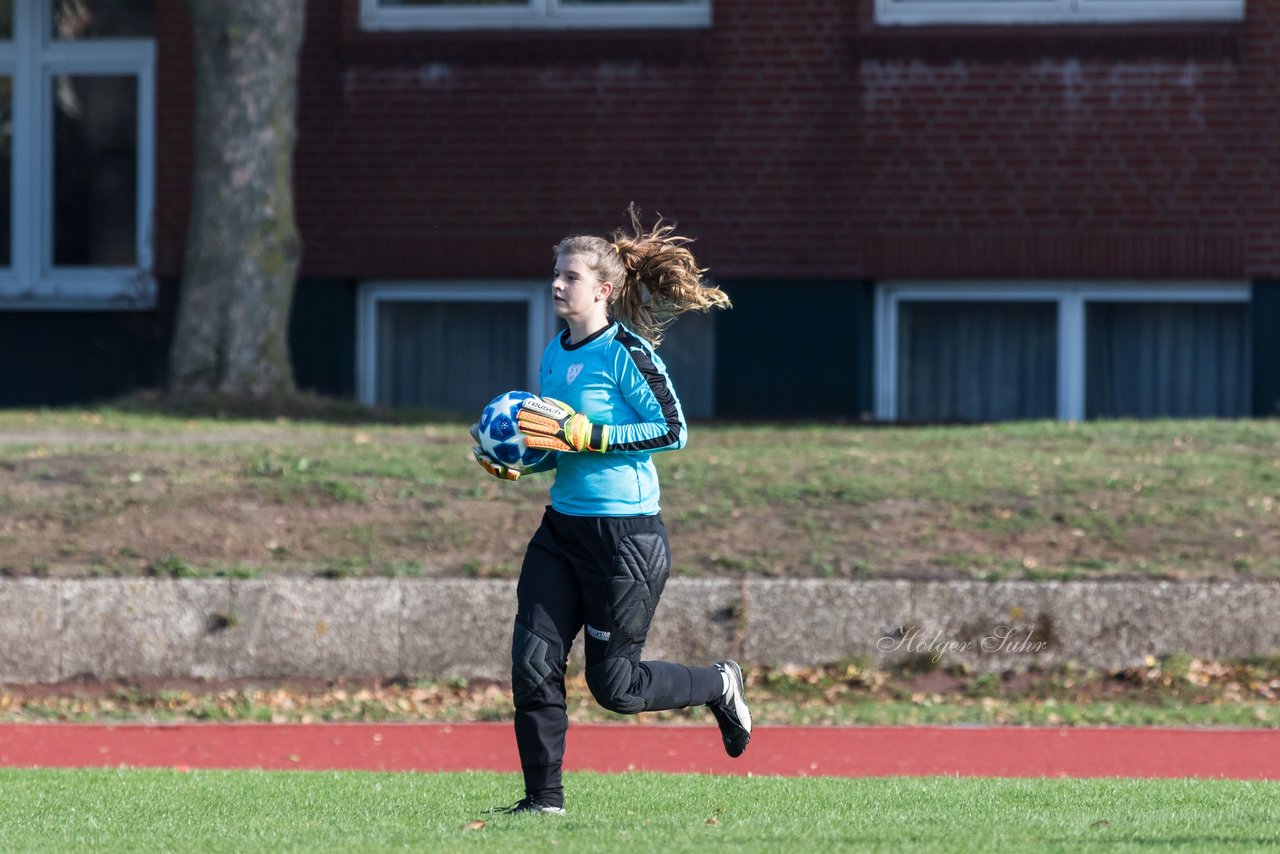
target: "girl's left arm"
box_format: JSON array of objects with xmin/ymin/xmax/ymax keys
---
[{"xmin": 606, "ymin": 340, "xmax": 688, "ymax": 454}]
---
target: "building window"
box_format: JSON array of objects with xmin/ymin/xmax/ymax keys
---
[
  {"xmin": 359, "ymin": 0, "xmax": 712, "ymax": 31},
  {"xmin": 0, "ymin": 0, "xmax": 154, "ymax": 309},
  {"xmin": 876, "ymin": 282, "xmax": 1251, "ymax": 422},
  {"xmin": 875, "ymin": 0, "xmax": 1244, "ymax": 27},
  {"xmin": 1085, "ymin": 301, "xmax": 1250, "ymax": 418},
  {"xmin": 357, "ymin": 282, "xmax": 556, "ymax": 414},
  {"xmin": 898, "ymin": 300, "xmax": 1058, "ymax": 422},
  {"xmin": 357, "ymin": 281, "xmax": 719, "ymax": 416}
]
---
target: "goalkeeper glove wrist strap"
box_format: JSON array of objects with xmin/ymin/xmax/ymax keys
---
[{"xmin": 577, "ymin": 420, "xmax": 608, "ymax": 453}]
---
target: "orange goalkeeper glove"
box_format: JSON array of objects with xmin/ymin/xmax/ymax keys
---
[
  {"xmin": 471, "ymin": 446, "xmax": 521, "ymax": 481},
  {"xmin": 517, "ymin": 397, "xmax": 609, "ymax": 453}
]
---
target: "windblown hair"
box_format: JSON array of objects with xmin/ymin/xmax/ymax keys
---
[{"xmin": 554, "ymin": 204, "xmax": 731, "ymax": 346}]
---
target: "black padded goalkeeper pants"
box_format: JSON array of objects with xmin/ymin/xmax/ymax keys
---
[{"xmin": 510, "ymin": 507, "xmax": 724, "ymax": 808}]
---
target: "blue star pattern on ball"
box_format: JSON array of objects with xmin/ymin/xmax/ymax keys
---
[{"xmin": 477, "ymin": 391, "xmax": 553, "ymax": 471}]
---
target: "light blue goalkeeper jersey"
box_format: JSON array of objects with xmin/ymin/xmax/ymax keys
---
[{"xmin": 537, "ymin": 321, "xmax": 687, "ymax": 517}]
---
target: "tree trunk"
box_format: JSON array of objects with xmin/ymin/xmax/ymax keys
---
[{"xmin": 169, "ymin": 0, "xmax": 305, "ymax": 400}]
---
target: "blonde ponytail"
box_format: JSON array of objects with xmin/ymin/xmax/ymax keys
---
[{"xmin": 554, "ymin": 204, "xmax": 731, "ymax": 347}]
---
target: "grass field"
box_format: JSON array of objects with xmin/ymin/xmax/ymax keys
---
[
  {"xmin": 1, "ymin": 768, "xmax": 1277, "ymax": 852},
  {"xmin": 0, "ymin": 405, "xmax": 1278, "ymax": 581}
]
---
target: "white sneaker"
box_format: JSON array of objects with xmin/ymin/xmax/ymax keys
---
[{"xmin": 709, "ymin": 660, "xmax": 752, "ymax": 758}]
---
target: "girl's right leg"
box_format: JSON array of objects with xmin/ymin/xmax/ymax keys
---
[{"xmin": 511, "ymin": 513, "xmax": 583, "ymax": 810}]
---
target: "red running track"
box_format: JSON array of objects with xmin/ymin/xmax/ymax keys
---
[{"xmin": 2, "ymin": 723, "xmax": 1280, "ymax": 779}]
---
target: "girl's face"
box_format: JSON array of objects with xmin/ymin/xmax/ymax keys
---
[{"xmin": 552, "ymin": 253, "xmax": 611, "ymax": 325}]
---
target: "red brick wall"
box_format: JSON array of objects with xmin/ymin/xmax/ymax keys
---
[
  {"xmin": 852, "ymin": 7, "xmax": 1258, "ymax": 278},
  {"xmin": 152, "ymin": 0, "xmax": 1280, "ymax": 282}
]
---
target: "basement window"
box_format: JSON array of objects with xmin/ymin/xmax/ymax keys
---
[
  {"xmin": 875, "ymin": 0, "xmax": 1244, "ymax": 26},
  {"xmin": 875, "ymin": 281, "xmax": 1251, "ymax": 422},
  {"xmin": 360, "ymin": 0, "xmax": 712, "ymax": 31},
  {"xmin": 356, "ymin": 281, "xmax": 556, "ymax": 414}
]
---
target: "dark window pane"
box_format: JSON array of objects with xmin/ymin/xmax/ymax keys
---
[
  {"xmin": 380, "ymin": 0, "xmax": 708, "ymax": 4},
  {"xmin": 377, "ymin": 301, "xmax": 528, "ymax": 414},
  {"xmin": 378, "ymin": 1, "xmax": 525, "ymax": 7},
  {"xmin": 560, "ymin": 0, "xmax": 706, "ymax": 5},
  {"xmin": 54, "ymin": 0, "xmax": 155, "ymax": 39},
  {"xmin": 1086, "ymin": 302, "xmax": 1251, "ymax": 418},
  {"xmin": 654, "ymin": 310, "xmax": 714, "ymax": 418},
  {"xmin": 0, "ymin": 1, "xmax": 12, "ymax": 38},
  {"xmin": 899, "ymin": 301, "xmax": 1057, "ymax": 422},
  {"xmin": 0, "ymin": 77, "xmax": 11, "ymax": 266},
  {"xmin": 53, "ymin": 75, "xmax": 138, "ymax": 267}
]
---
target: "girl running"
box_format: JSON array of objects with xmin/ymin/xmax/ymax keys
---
[{"xmin": 471, "ymin": 206, "xmax": 749, "ymax": 816}]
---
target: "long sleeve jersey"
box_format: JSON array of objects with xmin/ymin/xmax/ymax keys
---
[{"xmin": 537, "ymin": 321, "xmax": 687, "ymax": 516}]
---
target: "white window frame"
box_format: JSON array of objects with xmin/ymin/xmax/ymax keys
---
[
  {"xmin": 875, "ymin": 0, "xmax": 1244, "ymax": 27},
  {"xmin": 874, "ymin": 280, "xmax": 1250, "ymax": 422},
  {"xmin": 356, "ymin": 281, "xmax": 557, "ymax": 407},
  {"xmin": 360, "ymin": 0, "xmax": 711, "ymax": 31},
  {"xmin": 0, "ymin": 0, "xmax": 154, "ymax": 310}
]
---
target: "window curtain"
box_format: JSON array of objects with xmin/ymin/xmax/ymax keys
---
[
  {"xmin": 376, "ymin": 301, "xmax": 528, "ymax": 414},
  {"xmin": 1085, "ymin": 302, "xmax": 1251, "ymax": 418},
  {"xmin": 899, "ymin": 301, "xmax": 1058, "ymax": 422}
]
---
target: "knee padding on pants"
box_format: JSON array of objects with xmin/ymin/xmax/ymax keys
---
[
  {"xmin": 586, "ymin": 657, "xmax": 645, "ymax": 714},
  {"xmin": 512, "ymin": 623, "xmax": 553, "ymax": 707},
  {"xmin": 610, "ymin": 533, "xmax": 669, "ymax": 638}
]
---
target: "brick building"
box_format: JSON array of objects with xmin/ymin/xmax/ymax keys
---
[{"xmin": 2, "ymin": 0, "xmax": 1277, "ymax": 420}]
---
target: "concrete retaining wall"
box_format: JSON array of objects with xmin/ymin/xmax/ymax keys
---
[{"xmin": 3, "ymin": 578, "xmax": 1278, "ymax": 683}]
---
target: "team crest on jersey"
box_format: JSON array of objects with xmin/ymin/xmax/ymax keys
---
[{"xmin": 566, "ymin": 363, "xmax": 584, "ymax": 384}]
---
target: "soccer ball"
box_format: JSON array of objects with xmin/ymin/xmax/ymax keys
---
[{"xmin": 476, "ymin": 390, "xmax": 552, "ymax": 472}]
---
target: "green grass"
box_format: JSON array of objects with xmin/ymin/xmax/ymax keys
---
[
  {"xmin": 2, "ymin": 406, "xmax": 1280, "ymax": 580},
  {"xmin": 0, "ymin": 769, "xmax": 1276, "ymax": 852}
]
